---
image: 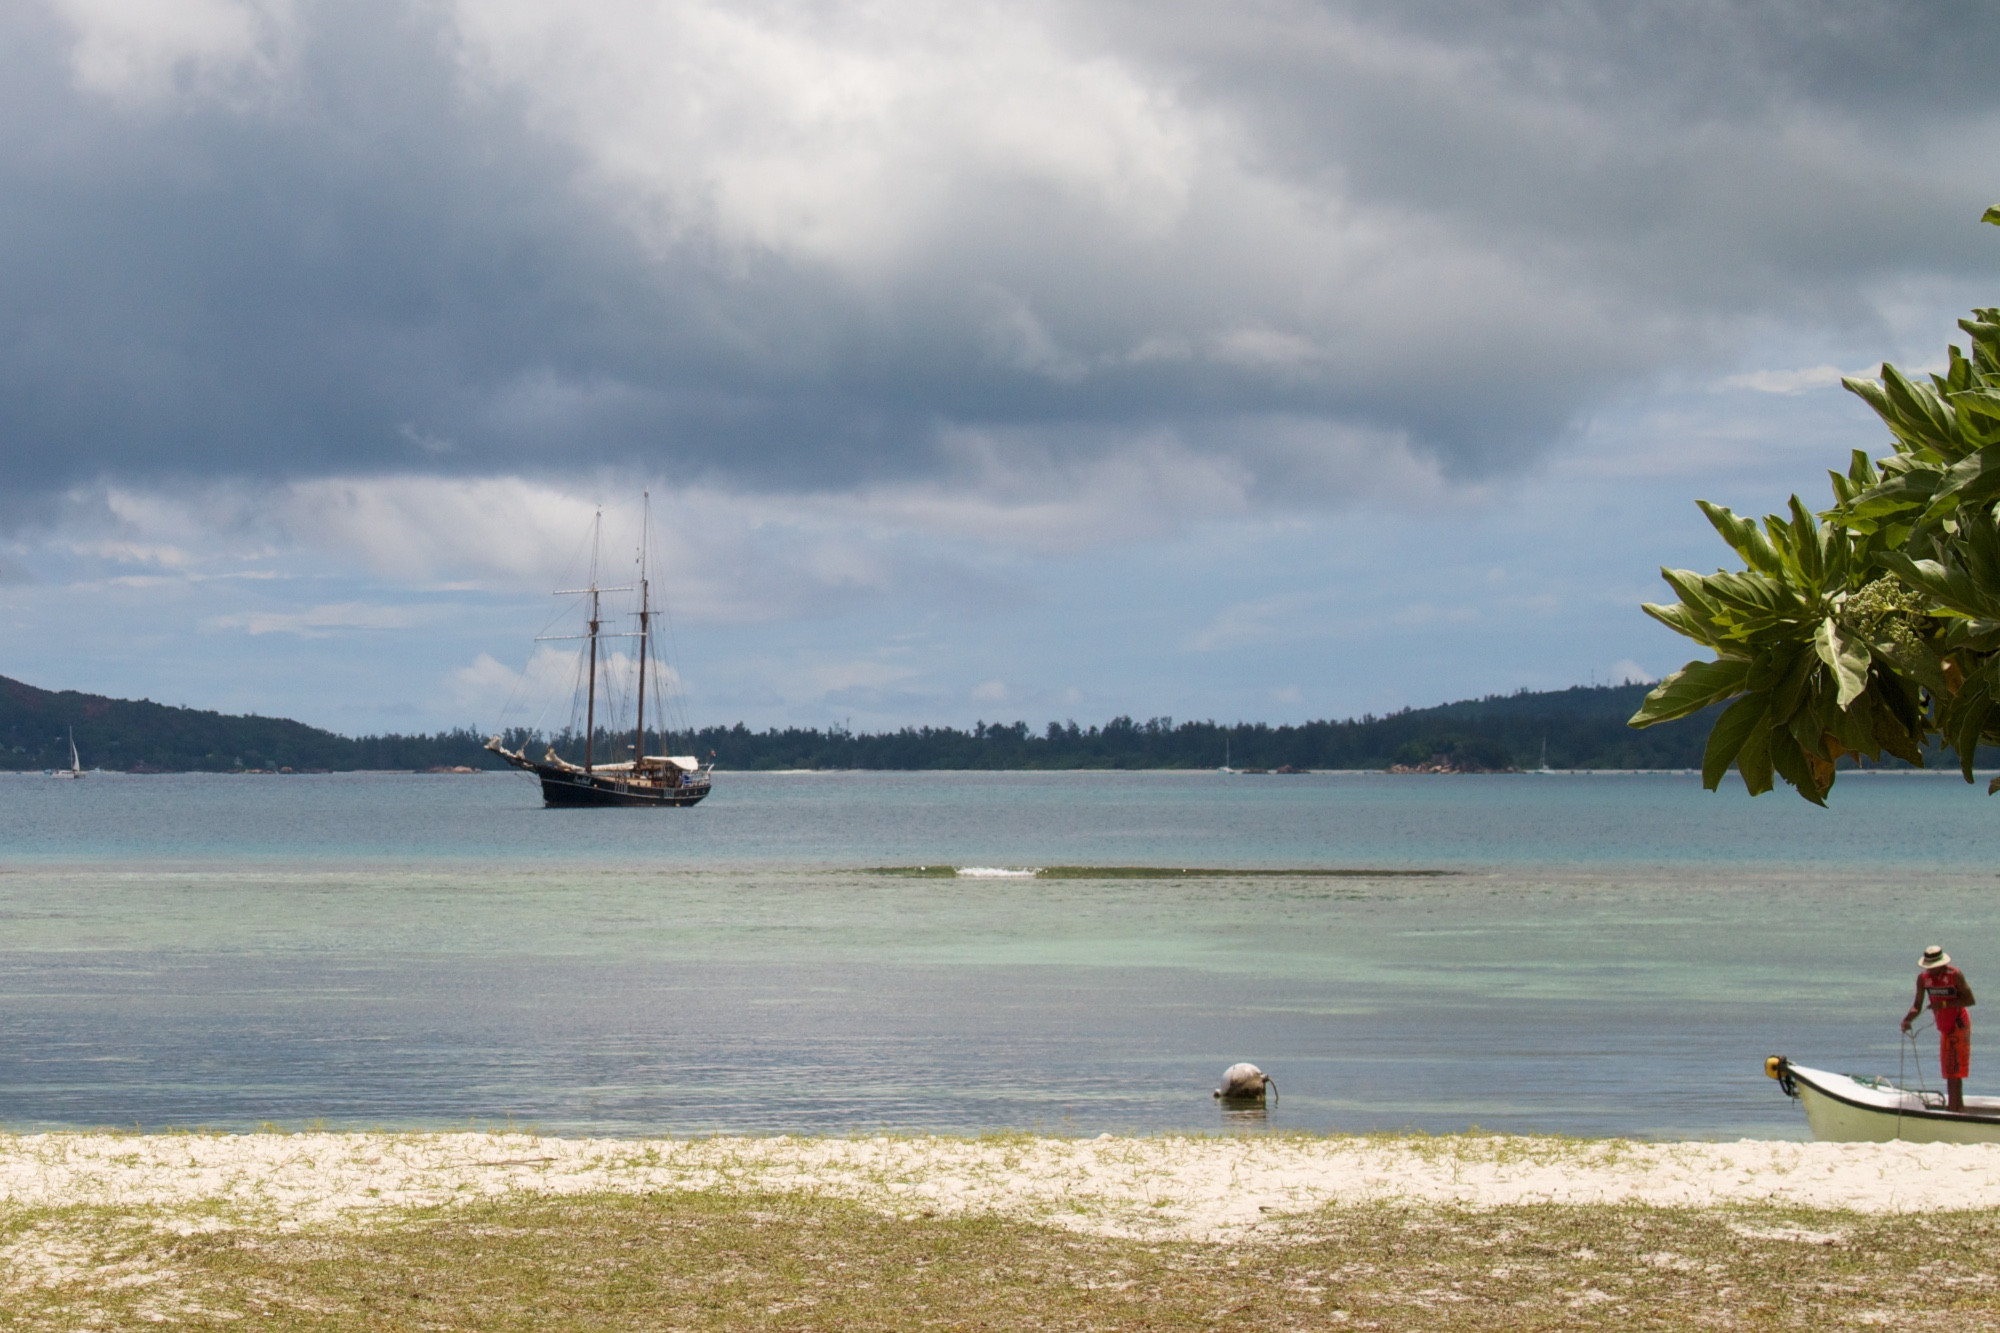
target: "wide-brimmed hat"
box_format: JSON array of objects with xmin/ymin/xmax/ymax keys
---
[{"xmin": 1921, "ymin": 945, "xmax": 1952, "ymax": 970}]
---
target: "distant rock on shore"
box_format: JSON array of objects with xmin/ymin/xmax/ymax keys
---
[{"xmin": 1388, "ymin": 754, "xmax": 1519, "ymax": 774}]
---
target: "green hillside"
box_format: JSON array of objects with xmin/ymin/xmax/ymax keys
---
[
  {"xmin": 1, "ymin": 673, "xmax": 1724, "ymax": 772},
  {"xmin": 0, "ymin": 675, "xmax": 503, "ymax": 773}
]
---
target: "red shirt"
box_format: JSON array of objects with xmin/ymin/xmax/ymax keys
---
[{"xmin": 1920, "ymin": 966, "xmax": 1972, "ymax": 1032}]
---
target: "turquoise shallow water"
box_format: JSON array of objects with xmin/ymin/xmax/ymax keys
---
[{"xmin": 1, "ymin": 769, "xmax": 1996, "ymax": 1138}]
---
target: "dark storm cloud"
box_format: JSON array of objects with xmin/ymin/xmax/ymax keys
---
[
  {"xmin": 1103, "ymin": 0, "xmax": 1999, "ymax": 302},
  {"xmin": 0, "ymin": 0, "xmax": 1995, "ymax": 513},
  {"xmin": 0, "ymin": 1, "xmax": 751, "ymax": 495}
]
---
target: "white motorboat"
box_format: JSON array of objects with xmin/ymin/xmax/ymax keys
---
[{"xmin": 1767, "ymin": 1055, "xmax": 2000, "ymax": 1143}]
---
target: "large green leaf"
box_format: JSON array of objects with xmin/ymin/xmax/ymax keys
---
[
  {"xmin": 1959, "ymin": 503, "xmax": 2000, "ymax": 591},
  {"xmin": 1881, "ymin": 365, "xmax": 1965, "ymax": 457},
  {"xmin": 1964, "ymin": 315, "xmax": 2000, "ymax": 374},
  {"xmin": 1813, "ymin": 617, "xmax": 1870, "ymax": 709},
  {"xmin": 1771, "ymin": 644, "xmax": 1818, "ymax": 722},
  {"xmin": 1628, "ymin": 658, "xmax": 1751, "ymax": 727},
  {"xmin": 1784, "ymin": 680, "xmax": 1827, "ymax": 755},
  {"xmin": 1927, "ymin": 441, "xmax": 2000, "ymax": 516},
  {"xmin": 1843, "ymin": 468, "xmax": 1942, "ymax": 523},
  {"xmin": 1951, "ymin": 388, "xmax": 2000, "ymax": 425},
  {"xmin": 1782, "ymin": 496, "xmax": 1828, "ymax": 587},
  {"xmin": 1701, "ymin": 692, "xmax": 1768, "ymax": 790},
  {"xmin": 1734, "ymin": 710, "xmax": 1775, "ymax": 796},
  {"xmin": 1765, "ymin": 726, "xmax": 1825, "ymax": 806},
  {"xmin": 1701, "ymin": 570, "xmax": 1803, "ymax": 629},
  {"xmin": 1825, "ymin": 689, "xmax": 1880, "ymax": 758},
  {"xmin": 1951, "ymin": 685, "xmax": 1992, "ymax": 783},
  {"xmin": 1869, "ymin": 676, "xmax": 1927, "ymax": 765},
  {"xmin": 1641, "ymin": 601, "xmax": 1712, "ymax": 644},
  {"xmin": 1697, "ymin": 501, "xmax": 1785, "ymax": 577}
]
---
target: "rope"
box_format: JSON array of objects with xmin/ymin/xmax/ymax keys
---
[
  {"xmin": 1907, "ymin": 1025, "xmax": 1939, "ymax": 1097},
  {"xmin": 1895, "ymin": 1020, "xmax": 1948, "ymax": 1138}
]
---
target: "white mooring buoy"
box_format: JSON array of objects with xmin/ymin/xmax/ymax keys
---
[{"xmin": 1213, "ymin": 1062, "xmax": 1277, "ymax": 1102}]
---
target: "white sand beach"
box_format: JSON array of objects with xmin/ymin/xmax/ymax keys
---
[{"xmin": 2, "ymin": 1132, "xmax": 1997, "ymax": 1240}]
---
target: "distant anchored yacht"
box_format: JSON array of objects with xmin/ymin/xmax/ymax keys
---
[{"xmin": 487, "ymin": 496, "xmax": 714, "ymax": 808}]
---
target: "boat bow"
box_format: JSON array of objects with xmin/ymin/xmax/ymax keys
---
[{"xmin": 1767, "ymin": 1055, "xmax": 2000, "ymax": 1142}]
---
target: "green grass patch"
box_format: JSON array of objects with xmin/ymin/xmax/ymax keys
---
[{"xmin": 4, "ymin": 1191, "xmax": 1992, "ymax": 1329}]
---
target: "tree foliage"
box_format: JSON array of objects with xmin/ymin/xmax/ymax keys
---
[
  {"xmin": 4, "ymin": 671, "xmax": 1713, "ymax": 773},
  {"xmin": 1630, "ymin": 206, "xmax": 2000, "ymax": 804}
]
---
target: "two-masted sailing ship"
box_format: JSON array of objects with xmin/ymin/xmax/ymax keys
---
[{"xmin": 486, "ymin": 499, "xmax": 713, "ymax": 808}]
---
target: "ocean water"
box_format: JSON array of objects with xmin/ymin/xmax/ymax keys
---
[{"xmin": 3, "ymin": 768, "xmax": 1999, "ymax": 1140}]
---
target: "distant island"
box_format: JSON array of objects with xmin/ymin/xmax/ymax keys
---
[{"xmin": 0, "ymin": 672, "xmax": 1734, "ymax": 773}]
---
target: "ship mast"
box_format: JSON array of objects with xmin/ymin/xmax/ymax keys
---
[
  {"xmin": 634, "ymin": 492, "xmax": 651, "ymax": 770},
  {"xmin": 542, "ymin": 509, "xmax": 637, "ymax": 778},
  {"xmin": 584, "ymin": 512, "xmax": 601, "ymax": 774}
]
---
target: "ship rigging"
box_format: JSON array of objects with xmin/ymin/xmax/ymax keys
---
[{"xmin": 486, "ymin": 496, "xmax": 713, "ymax": 808}]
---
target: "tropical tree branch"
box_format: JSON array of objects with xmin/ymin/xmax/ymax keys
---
[{"xmin": 1628, "ymin": 205, "xmax": 2000, "ymax": 802}]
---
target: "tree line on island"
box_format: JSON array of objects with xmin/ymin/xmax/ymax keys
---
[{"xmin": 2, "ymin": 673, "xmax": 1728, "ymax": 774}]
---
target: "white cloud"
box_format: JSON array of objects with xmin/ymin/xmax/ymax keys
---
[
  {"xmin": 398, "ymin": 423, "xmax": 457, "ymax": 457},
  {"xmin": 208, "ymin": 601, "xmax": 416, "ymax": 637},
  {"xmin": 1388, "ymin": 602, "xmax": 1482, "ymax": 628},
  {"xmin": 797, "ymin": 656, "xmax": 921, "ymax": 699},
  {"xmin": 1210, "ymin": 327, "xmax": 1328, "ymax": 374},
  {"xmin": 970, "ymin": 679, "xmax": 1008, "ymax": 702},
  {"xmin": 977, "ymin": 286, "xmax": 1091, "ymax": 382},
  {"xmin": 452, "ymin": 648, "xmax": 568, "ymax": 718},
  {"xmin": 46, "ymin": 0, "xmax": 293, "ymax": 103},
  {"xmin": 39, "ymin": 432, "xmax": 1398, "ymax": 631},
  {"xmin": 1186, "ymin": 591, "xmax": 1325, "ymax": 653},
  {"xmin": 280, "ymin": 475, "xmax": 601, "ymax": 584},
  {"xmin": 276, "ymin": 476, "xmax": 902, "ymax": 623},
  {"xmin": 448, "ymin": 642, "xmax": 688, "ymax": 734},
  {"xmin": 447, "ymin": 651, "xmax": 523, "ymax": 717},
  {"xmin": 450, "ymin": 0, "xmax": 1197, "ymax": 271},
  {"xmin": 1717, "ymin": 364, "xmax": 1860, "ymax": 394},
  {"xmin": 63, "ymin": 539, "xmax": 193, "ymax": 569}
]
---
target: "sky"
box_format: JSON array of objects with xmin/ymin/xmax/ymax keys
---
[{"xmin": 1, "ymin": 0, "xmax": 1998, "ymax": 738}]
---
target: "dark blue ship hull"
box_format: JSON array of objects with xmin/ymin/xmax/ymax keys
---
[{"xmin": 535, "ymin": 766, "xmax": 710, "ymax": 807}]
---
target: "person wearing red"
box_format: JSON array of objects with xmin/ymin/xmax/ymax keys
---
[{"xmin": 1902, "ymin": 945, "xmax": 1976, "ymax": 1111}]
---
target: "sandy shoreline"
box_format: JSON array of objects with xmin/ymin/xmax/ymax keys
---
[{"xmin": 0, "ymin": 1132, "xmax": 1995, "ymax": 1240}]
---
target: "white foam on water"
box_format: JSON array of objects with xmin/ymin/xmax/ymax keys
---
[{"xmin": 955, "ymin": 867, "xmax": 1039, "ymax": 878}]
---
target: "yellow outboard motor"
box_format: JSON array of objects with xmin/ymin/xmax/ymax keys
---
[{"xmin": 1764, "ymin": 1054, "xmax": 1798, "ymax": 1098}]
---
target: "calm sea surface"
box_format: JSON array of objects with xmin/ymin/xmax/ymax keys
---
[{"xmin": 3, "ymin": 769, "xmax": 1998, "ymax": 1139}]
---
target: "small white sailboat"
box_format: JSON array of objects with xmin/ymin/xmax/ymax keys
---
[
  {"xmin": 1219, "ymin": 737, "xmax": 1239, "ymax": 775},
  {"xmin": 48, "ymin": 727, "xmax": 85, "ymax": 780},
  {"xmin": 1767, "ymin": 1056, "xmax": 2000, "ymax": 1143}
]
